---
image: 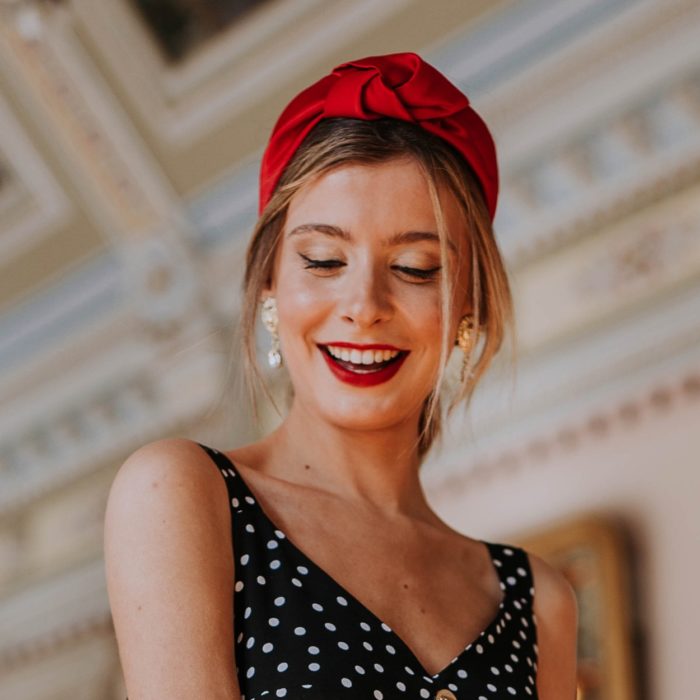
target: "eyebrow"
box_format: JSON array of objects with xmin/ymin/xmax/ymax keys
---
[{"xmin": 286, "ymin": 223, "xmax": 457, "ymax": 254}]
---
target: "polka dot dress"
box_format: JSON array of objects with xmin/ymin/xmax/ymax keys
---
[{"xmin": 198, "ymin": 443, "xmax": 539, "ymax": 700}]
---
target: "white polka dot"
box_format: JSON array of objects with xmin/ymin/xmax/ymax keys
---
[
  {"xmin": 338, "ymin": 641, "xmax": 349, "ymax": 650},
  {"xmin": 396, "ymin": 681, "xmax": 406, "ymax": 691},
  {"xmin": 308, "ymin": 645, "xmax": 320, "ymax": 655},
  {"xmin": 267, "ymin": 540, "xmax": 279, "ymax": 549},
  {"xmin": 274, "ymin": 529, "xmax": 286, "ymax": 539},
  {"xmin": 308, "ymin": 662, "xmax": 320, "ymax": 671},
  {"xmin": 246, "ymin": 667, "xmax": 255, "ymax": 679},
  {"xmin": 269, "ymin": 559, "xmax": 281, "ymax": 569},
  {"xmin": 268, "ymin": 617, "xmax": 279, "ymax": 627},
  {"xmin": 487, "ymin": 683, "xmax": 497, "ymax": 692},
  {"xmin": 291, "ymin": 577, "xmax": 302, "ymax": 587},
  {"xmin": 232, "ymin": 497, "xmax": 240, "ymax": 508},
  {"xmin": 475, "ymin": 643, "xmax": 484, "ymax": 654},
  {"xmin": 262, "ymin": 642, "xmax": 273, "ymax": 653},
  {"xmin": 312, "ymin": 602, "xmax": 323, "ymax": 611},
  {"xmin": 374, "ymin": 662, "xmax": 384, "ymax": 672},
  {"xmin": 363, "ymin": 641, "xmax": 373, "ymax": 651},
  {"xmin": 245, "ymin": 636, "xmax": 255, "ymax": 649},
  {"xmin": 277, "ymin": 662, "xmax": 288, "ymax": 672},
  {"xmin": 457, "ymin": 669, "xmax": 467, "ymax": 678},
  {"xmin": 274, "ymin": 596, "xmax": 285, "ymax": 606},
  {"xmin": 386, "ymin": 644, "xmax": 396, "ymax": 654},
  {"xmin": 239, "ymin": 553, "xmax": 249, "ymax": 565},
  {"xmin": 234, "ymin": 581, "xmax": 244, "ymax": 592},
  {"xmin": 420, "ymin": 690, "xmax": 430, "ymax": 698},
  {"xmin": 508, "ymin": 688, "xmax": 517, "ymax": 695},
  {"xmin": 325, "ymin": 622, "xmax": 336, "ymax": 631},
  {"xmin": 360, "ymin": 621, "xmax": 371, "ymax": 632},
  {"xmin": 380, "ymin": 622, "xmax": 392, "ymax": 632},
  {"xmin": 297, "ymin": 565, "xmax": 308, "ymax": 574},
  {"xmin": 245, "ymin": 523, "xmax": 255, "ymax": 533},
  {"xmin": 275, "ymin": 689, "xmax": 286, "ymax": 697},
  {"xmin": 337, "ymin": 595, "xmax": 348, "ymax": 606},
  {"xmin": 341, "ymin": 678, "xmax": 352, "ymax": 688},
  {"xmin": 244, "ymin": 606, "xmax": 252, "ymax": 619},
  {"xmin": 373, "ymin": 692, "xmax": 383, "ymax": 699},
  {"xmin": 245, "ymin": 495, "xmax": 255, "ymax": 505},
  {"xmin": 404, "ymin": 666, "xmax": 415, "ymax": 675},
  {"xmin": 355, "ymin": 665, "xmax": 365, "ymax": 675},
  {"xmin": 257, "ymin": 575, "xmax": 266, "ymax": 585},
  {"xmin": 294, "ymin": 626, "xmax": 306, "ymax": 636}
]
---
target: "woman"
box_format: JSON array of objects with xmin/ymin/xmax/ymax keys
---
[{"xmin": 104, "ymin": 53, "xmax": 578, "ymax": 699}]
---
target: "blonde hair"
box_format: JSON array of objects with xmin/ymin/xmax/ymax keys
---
[{"xmin": 238, "ymin": 118, "xmax": 515, "ymax": 462}]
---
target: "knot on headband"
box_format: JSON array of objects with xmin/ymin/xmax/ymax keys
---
[{"xmin": 259, "ymin": 52, "xmax": 498, "ymax": 219}]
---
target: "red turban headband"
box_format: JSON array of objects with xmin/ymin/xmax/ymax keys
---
[{"xmin": 259, "ymin": 51, "xmax": 498, "ymax": 219}]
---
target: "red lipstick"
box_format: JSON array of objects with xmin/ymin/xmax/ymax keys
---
[{"xmin": 317, "ymin": 343, "xmax": 409, "ymax": 387}]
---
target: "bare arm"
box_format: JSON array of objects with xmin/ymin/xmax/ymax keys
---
[
  {"xmin": 104, "ymin": 437, "xmax": 241, "ymax": 699},
  {"xmin": 529, "ymin": 551, "xmax": 579, "ymax": 700}
]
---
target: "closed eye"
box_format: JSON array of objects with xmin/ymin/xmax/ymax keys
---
[
  {"xmin": 394, "ymin": 265, "xmax": 441, "ymax": 280},
  {"xmin": 300, "ymin": 254, "xmax": 345, "ymax": 270}
]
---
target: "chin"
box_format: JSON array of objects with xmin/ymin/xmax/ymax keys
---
[{"xmin": 311, "ymin": 394, "xmax": 423, "ymax": 434}]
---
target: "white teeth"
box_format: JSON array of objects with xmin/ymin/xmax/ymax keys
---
[{"xmin": 325, "ymin": 345, "xmax": 400, "ymax": 364}]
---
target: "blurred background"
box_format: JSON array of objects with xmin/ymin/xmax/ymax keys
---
[{"xmin": 0, "ymin": 0, "xmax": 699, "ymax": 698}]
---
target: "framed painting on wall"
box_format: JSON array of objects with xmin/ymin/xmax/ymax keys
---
[{"xmin": 516, "ymin": 515, "xmax": 640, "ymax": 700}]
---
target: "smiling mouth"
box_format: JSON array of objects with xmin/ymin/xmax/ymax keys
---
[
  {"xmin": 318, "ymin": 344, "xmax": 409, "ymax": 387},
  {"xmin": 318, "ymin": 345, "xmax": 408, "ymax": 374}
]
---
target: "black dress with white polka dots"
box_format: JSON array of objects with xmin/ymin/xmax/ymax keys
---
[{"xmin": 198, "ymin": 442, "xmax": 539, "ymax": 700}]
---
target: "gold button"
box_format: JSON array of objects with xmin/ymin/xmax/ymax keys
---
[{"xmin": 435, "ymin": 690, "xmax": 457, "ymax": 700}]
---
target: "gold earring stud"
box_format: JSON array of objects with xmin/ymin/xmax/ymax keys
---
[{"xmin": 455, "ymin": 314, "xmax": 476, "ymax": 382}]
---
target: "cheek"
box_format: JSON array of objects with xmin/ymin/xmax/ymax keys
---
[{"xmin": 275, "ymin": 272, "xmax": 333, "ymax": 342}]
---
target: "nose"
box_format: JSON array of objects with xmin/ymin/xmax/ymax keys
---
[{"xmin": 338, "ymin": 260, "xmax": 393, "ymax": 328}]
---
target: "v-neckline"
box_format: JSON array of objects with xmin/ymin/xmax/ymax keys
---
[{"xmin": 214, "ymin": 447, "xmax": 511, "ymax": 681}]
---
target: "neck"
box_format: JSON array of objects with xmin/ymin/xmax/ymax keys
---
[{"xmin": 256, "ymin": 397, "xmax": 431, "ymax": 518}]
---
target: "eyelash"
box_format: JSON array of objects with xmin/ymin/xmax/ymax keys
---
[{"xmin": 299, "ymin": 254, "xmax": 441, "ymax": 280}]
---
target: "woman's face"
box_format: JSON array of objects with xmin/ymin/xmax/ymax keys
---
[{"xmin": 265, "ymin": 157, "xmax": 471, "ymax": 433}]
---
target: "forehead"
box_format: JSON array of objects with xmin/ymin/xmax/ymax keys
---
[{"xmin": 283, "ymin": 159, "xmax": 466, "ymax": 253}]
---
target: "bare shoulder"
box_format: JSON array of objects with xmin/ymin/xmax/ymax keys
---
[
  {"xmin": 527, "ymin": 550, "xmax": 578, "ymax": 620},
  {"xmin": 108, "ymin": 437, "xmax": 226, "ymax": 504},
  {"xmin": 104, "ymin": 437, "xmax": 240, "ymax": 699},
  {"xmin": 525, "ymin": 549, "xmax": 579, "ymax": 700}
]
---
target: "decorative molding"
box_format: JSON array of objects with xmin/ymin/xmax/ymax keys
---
[
  {"xmin": 0, "ymin": 5, "xmax": 221, "ymax": 332},
  {"xmin": 0, "ymin": 313, "xmax": 230, "ymax": 515},
  {"xmin": 426, "ymin": 364, "xmax": 700, "ymax": 500},
  {"xmin": 432, "ymin": 0, "xmax": 700, "ymax": 265},
  {"xmin": 0, "ymin": 89, "xmax": 71, "ymax": 265},
  {"xmin": 71, "ymin": 0, "xmax": 411, "ymax": 147},
  {"xmin": 428, "ymin": 268, "xmax": 700, "ymax": 473},
  {"xmin": 0, "ymin": 556, "xmax": 112, "ymax": 671},
  {"xmin": 0, "ymin": 252, "xmax": 122, "ymax": 376}
]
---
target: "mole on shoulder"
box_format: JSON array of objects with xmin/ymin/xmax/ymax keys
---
[{"xmin": 304, "ymin": 464, "xmax": 311, "ymax": 470}]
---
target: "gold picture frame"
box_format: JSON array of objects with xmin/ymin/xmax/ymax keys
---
[{"xmin": 515, "ymin": 515, "xmax": 639, "ymax": 700}]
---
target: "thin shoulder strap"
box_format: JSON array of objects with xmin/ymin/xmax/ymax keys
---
[{"xmin": 486, "ymin": 541, "xmax": 536, "ymax": 605}]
